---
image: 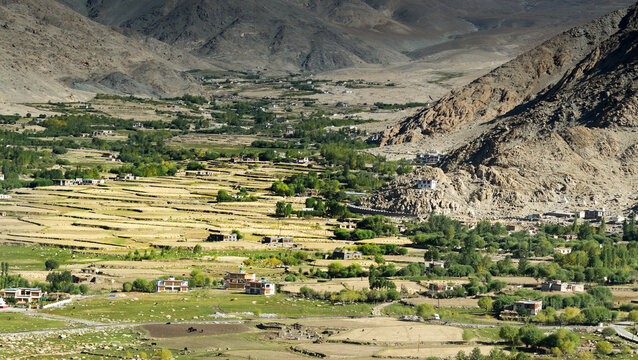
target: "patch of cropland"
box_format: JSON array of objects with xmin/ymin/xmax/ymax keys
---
[{"xmin": 368, "ymin": 2, "xmax": 638, "ymax": 218}]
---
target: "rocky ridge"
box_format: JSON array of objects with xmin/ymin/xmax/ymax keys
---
[{"xmin": 366, "ymin": 2, "xmax": 638, "ymax": 218}]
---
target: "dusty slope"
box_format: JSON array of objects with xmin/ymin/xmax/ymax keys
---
[
  {"xmin": 364, "ymin": 2, "xmax": 638, "ymax": 218},
  {"xmin": 0, "ymin": 0, "xmax": 205, "ymax": 102},
  {"xmin": 59, "ymin": 0, "xmax": 636, "ymax": 72}
]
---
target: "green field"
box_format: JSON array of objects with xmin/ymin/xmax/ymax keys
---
[
  {"xmin": 0, "ymin": 245, "xmax": 110, "ymax": 271},
  {"xmin": 0, "ymin": 313, "xmax": 68, "ymax": 332},
  {"xmin": 43, "ymin": 290, "xmax": 374, "ymax": 322}
]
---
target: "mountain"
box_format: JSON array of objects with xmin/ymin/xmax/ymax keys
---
[
  {"xmin": 57, "ymin": 0, "xmax": 636, "ymax": 72},
  {"xmin": 365, "ymin": 2, "xmax": 638, "ymax": 218},
  {"xmin": 0, "ymin": 0, "xmax": 207, "ymax": 102}
]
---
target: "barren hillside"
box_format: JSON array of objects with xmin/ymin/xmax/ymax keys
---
[
  {"xmin": 365, "ymin": 2, "xmax": 638, "ymax": 218},
  {"xmin": 58, "ymin": 0, "xmax": 636, "ymax": 72},
  {"xmin": 0, "ymin": 0, "xmax": 206, "ymax": 102}
]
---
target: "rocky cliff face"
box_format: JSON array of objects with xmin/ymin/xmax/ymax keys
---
[{"xmin": 365, "ymin": 3, "xmax": 638, "ymax": 218}]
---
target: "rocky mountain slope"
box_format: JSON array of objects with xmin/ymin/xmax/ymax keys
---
[
  {"xmin": 58, "ymin": 0, "xmax": 636, "ymax": 72},
  {"xmin": 365, "ymin": 2, "xmax": 638, "ymax": 218},
  {"xmin": 0, "ymin": 0, "xmax": 207, "ymax": 102}
]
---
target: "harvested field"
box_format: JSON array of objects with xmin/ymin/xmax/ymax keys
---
[
  {"xmin": 329, "ymin": 320, "xmax": 462, "ymax": 344},
  {"xmin": 301, "ymin": 342, "xmax": 382, "ymax": 358},
  {"xmin": 403, "ymin": 297, "xmax": 479, "ymax": 308},
  {"xmin": 142, "ymin": 323, "xmax": 251, "ymax": 338},
  {"xmin": 379, "ymin": 345, "xmax": 496, "ymax": 358}
]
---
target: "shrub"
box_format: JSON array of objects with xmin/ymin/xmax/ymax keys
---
[
  {"xmin": 284, "ymin": 274, "xmax": 297, "ymax": 282},
  {"xmin": 595, "ymin": 341, "xmax": 613, "ymax": 355},
  {"xmin": 416, "ymin": 303, "xmax": 435, "ymax": 319},
  {"xmin": 601, "ymin": 327, "xmax": 616, "ymax": 337},
  {"xmin": 44, "ymin": 259, "xmax": 59, "ymax": 271}
]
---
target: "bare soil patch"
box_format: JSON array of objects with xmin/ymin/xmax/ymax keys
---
[{"xmin": 142, "ymin": 323, "xmax": 251, "ymax": 338}]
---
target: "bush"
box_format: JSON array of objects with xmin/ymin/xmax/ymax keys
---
[
  {"xmin": 122, "ymin": 282, "xmax": 133, "ymax": 292},
  {"xmin": 596, "ymin": 340, "xmax": 613, "ymax": 355},
  {"xmin": 52, "ymin": 145, "xmax": 67, "ymax": 154},
  {"xmin": 601, "ymin": 327, "xmax": 616, "ymax": 337},
  {"xmin": 416, "ymin": 303, "xmax": 435, "ymax": 319},
  {"xmin": 45, "ymin": 259, "xmax": 59, "ymax": 271},
  {"xmin": 284, "ymin": 274, "xmax": 297, "ymax": 282},
  {"xmin": 79, "ymin": 284, "xmax": 89, "ymax": 294}
]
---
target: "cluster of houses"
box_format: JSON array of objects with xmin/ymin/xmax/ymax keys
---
[
  {"xmin": 413, "ymin": 151, "xmax": 446, "ymax": 165},
  {"xmin": 224, "ymin": 269, "xmax": 276, "ymax": 295},
  {"xmin": 115, "ymin": 174, "xmax": 139, "ymax": 181},
  {"xmin": 53, "ymin": 178, "xmax": 105, "ymax": 186}
]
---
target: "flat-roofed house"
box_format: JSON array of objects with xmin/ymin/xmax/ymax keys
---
[
  {"xmin": 541, "ymin": 280, "xmax": 584, "ymax": 293},
  {"xmin": 53, "ymin": 179, "xmax": 74, "ymax": 186},
  {"xmin": 224, "ymin": 269, "xmax": 256, "ymax": 290},
  {"xmin": 514, "ymin": 300, "xmax": 542, "ymax": 316},
  {"xmin": 333, "ymin": 250, "xmax": 362, "ymax": 260},
  {"xmin": 262, "ymin": 236, "xmax": 294, "ymax": 247},
  {"xmin": 245, "ymin": 279, "xmax": 276, "ymax": 296},
  {"xmin": 156, "ymin": 277, "xmax": 188, "ymax": 292},
  {"xmin": 554, "ymin": 247, "xmax": 572, "ymax": 255},
  {"xmin": 1, "ymin": 288, "xmax": 43, "ymax": 303},
  {"xmin": 415, "ymin": 179, "xmax": 437, "ymax": 190},
  {"xmin": 207, "ymin": 233, "xmax": 238, "ymax": 242}
]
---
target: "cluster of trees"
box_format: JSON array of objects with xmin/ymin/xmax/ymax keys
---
[
  {"xmin": 298, "ymin": 286, "xmax": 400, "ymax": 304},
  {"xmin": 355, "ymin": 243, "xmax": 407, "ymax": 256},
  {"xmin": 122, "ymin": 269, "xmax": 218, "ymax": 293},
  {"xmin": 46, "ymin": 271, "xmax": 89, "ymax": 294},
  {"xmin": 334, "ymin": 215, "xmax": 398, "ymax": 240},
  {"xmin": 409, "ymin": 213, "xmax": 638, "ymax": 285},
  {"xmin": 326, "ymin": 263, "xmax": 365, "ymax": 278},
  {"xmin": 499, "ymin": 325, "xmax": 581, "ymax": 356},
  {"xmin": 217, "ymin": 189, "xmax": 257, "ymax": 202}
]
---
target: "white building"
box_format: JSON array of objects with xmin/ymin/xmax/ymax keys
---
[{"xmin": 415, "ymin": 179, "xmax": 437, "ymax": 190}]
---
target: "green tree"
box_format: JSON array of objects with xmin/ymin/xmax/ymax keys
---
[
  {"xmin": 79, "ymin": 284, "xmax": 89, "ymax": 294},
  {"xmin": 45, "ymin": 259, "xmax": 59, "ymax": 271},
  {"xmin": 499, "ymin": 325, "xmax": 519, "ymax": 345},
  {"xmin": 519, "ymin": 324, "xmax": 545, "ymax": 348},
  {"xmin": 628, "ymin": 310, "xmax": 638, "ymax": 322},
  {"xmin": 193, "ymin": 244, "xmax": 202, "ymax": 254},
  {"xmin": 542, "ymin": 328, "xmax": 579, "ymax": 354},
  {"xmin": 122, "ymin": 282, "xmax": 133, "ymax": 292},
  {"xmin": 582, "ymin": 306, "xmax": 611, "ymax": 325},
  {"xmin": 478, "ymin": 297, "xmax": 493, "ymax": 312}
]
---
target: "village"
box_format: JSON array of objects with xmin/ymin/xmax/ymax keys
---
[{"xmin": 0, "ymin": 80, "xmax": 636, "ymax": 360}]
